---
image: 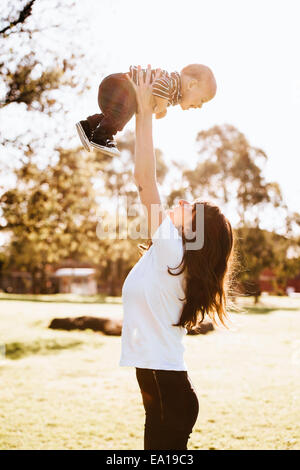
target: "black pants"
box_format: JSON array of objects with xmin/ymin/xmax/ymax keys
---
[
  {"xmin": 136, "ymin": 368, "xmax": 199, "ymax": 450},
  {"xmin": 87, "ymin": 73, "xmax": 137, "ymax": 140}
]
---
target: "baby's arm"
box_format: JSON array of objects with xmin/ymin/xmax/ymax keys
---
[{"xmin": 152, "ymin": 95, "xmax": 168, "ymax": 119}]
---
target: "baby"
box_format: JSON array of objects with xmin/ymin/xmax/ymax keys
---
[{"xmin": 76, "ymin": 64, "xmax": 217, "ymax": 157}]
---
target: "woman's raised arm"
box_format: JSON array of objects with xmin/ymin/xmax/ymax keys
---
[{"xmin": 126, "ymin": 65, "xmax": 167, "ymax": 238}]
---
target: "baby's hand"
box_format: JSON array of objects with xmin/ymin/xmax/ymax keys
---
[{"xmin": 155, "ymin": 110, "xmax": 167, "ymax": 119}]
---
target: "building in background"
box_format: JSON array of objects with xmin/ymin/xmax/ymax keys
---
[
  {"xmin": 0, "ymin": 260, "xmax": 99, "ymax": 295},
  {"xmin": 54, "ymin": 267, "xmax": 97, "ymax": 295},
  {"xmin": 286, "ymin": 273, "xmax": 300, "ymax": 295}
]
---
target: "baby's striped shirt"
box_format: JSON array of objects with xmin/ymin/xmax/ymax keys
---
[{"xmin": 128, "ymin": 65, "xmax": 182, "ymax": 106}]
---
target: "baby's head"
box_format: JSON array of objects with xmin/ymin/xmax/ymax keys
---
[{"xmin": 180, "ymin": 64, "xmax": 217, "ymax": 110}]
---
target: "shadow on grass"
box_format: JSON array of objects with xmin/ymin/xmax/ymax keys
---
[{"xmin": 3, "ymin": 337, "xmax": 101, "ymax": 360}]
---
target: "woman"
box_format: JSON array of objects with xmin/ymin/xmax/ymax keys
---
[{"xmin": 119, "ymin": 65, "xmax": 235, "ymax": 450}]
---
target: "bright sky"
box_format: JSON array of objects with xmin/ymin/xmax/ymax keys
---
[
  {"xmin": 77, "ymin": 0, "xmax": 300, "ymax": 217},
  {"xmin": 1, "ymin": 0, "xmax": 299, "ymax": 238}
]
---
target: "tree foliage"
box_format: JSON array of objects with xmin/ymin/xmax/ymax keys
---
[
  {"xmin": 0, "ymin": 131, "xmax": 167, "ymax": 294},
  {"xmin": 0, "ymin": 0, "xmax": 36, "ymax": 36},
  {"xmin": 0, "ymin": 0, "xmax": 86, "ymax": 116},
  {"xmin": 0, "ymin": 148, "xmax": 100, "ymax": 291},
  {"xmin": 183, "ymin": 124, "xmax": 283, "ymax": 226},
  {"xmin": 179, "ymin": 123, "xmax": 300, "ymax": 300}
]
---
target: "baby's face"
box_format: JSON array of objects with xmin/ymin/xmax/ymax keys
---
[{"xmin": 180, "ymin": 75, "xmax": 216, "ymax": 111}]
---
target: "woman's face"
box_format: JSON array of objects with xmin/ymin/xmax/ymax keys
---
[{"xmin": 169, "ymin": 200, "xmax": 194, "ymax": 231}]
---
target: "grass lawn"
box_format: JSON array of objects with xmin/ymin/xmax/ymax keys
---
[{"xmin": 0, "ymin": 295, "xmax": 299, "ymax": 450}]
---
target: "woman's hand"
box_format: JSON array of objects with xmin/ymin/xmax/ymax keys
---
[{"xmin": 126, "ymin": 64, "xmax": 161, "ymax": 117}]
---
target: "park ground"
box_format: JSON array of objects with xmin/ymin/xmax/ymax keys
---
[{"xmin": 0, "ymin": 294, "xmax": 299, "ymax": 450}]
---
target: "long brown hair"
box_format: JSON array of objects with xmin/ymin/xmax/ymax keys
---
[{"xmin": 140, "ymin": 200, "xmax": 237, "ymax": 329}]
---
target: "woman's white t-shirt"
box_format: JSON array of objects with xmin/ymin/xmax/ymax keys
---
[{"xmin": 119, "ymin": 214, "xmax": 188, "ymax": 371}]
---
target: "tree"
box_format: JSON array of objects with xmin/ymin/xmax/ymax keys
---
[
  {"xmin": 0, "ymin": 0, "xmax": 100, "ymax": 293},
  {"xmin": 268, "ymin": 232, "xmax": 300, "ymax": 294},
  {"xmin": 173, "ymin": 123, "xmax": 300, "ymax": 302},
  {"xmin": 0, "ymin": 130, "xmax": 169, "ymax": 294},
  {"xmin": 0, "ymin": 0, "xmax": 90, "ymax": 170},
  {"xmin": 0, "ymin": 1, "xmax": 86, "ymax": 111},
  {"xmin": 235, "ymin": 226, "xmax": 275, "ymax": 302},
  {"xmin": 0, "ymin": 148, "xmax": 102, "ymax": 292},
  {"xmin": 0, "ymin": 1, "xmax": 36, "ymax": 36},
  {"xmin": 183, "ymin": 124, "xmax": 283, "ymax": 227},
  {"xmin": 236, "ymin": 226, "xmax": 300, "ymax": 301}
]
